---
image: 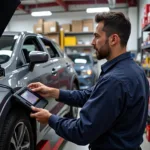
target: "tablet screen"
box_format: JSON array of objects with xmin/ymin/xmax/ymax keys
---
[{"xmin": 21, "ymin": 90, "xmax": 39, "ymax": 104}]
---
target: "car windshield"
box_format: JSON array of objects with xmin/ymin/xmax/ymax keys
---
[
  {"xmin": 0, "ymin": 35, "xmax": 17, "ymax": 64},
  {"xmin": 68, "ymin": 54, "xmax": 91, "ymax": 64}
]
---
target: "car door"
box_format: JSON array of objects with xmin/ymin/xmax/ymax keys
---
[
  {"xmin": 51, "ymin": 41, "xmax": 71, "ymax": 90},
  {"xmin": 39, "ymin": 38, "xmax": 68, "ymax": 90},
  {"xmin": 15, "ymin": 35, "xmax": 60, "ymax": 142},
  {"xmin": 38, "ymin": 37, "xmax": 71, "ymax": 142},
  {"xmin": 39, "ymin": 37, "xmax": 68, "ymax": 110}
]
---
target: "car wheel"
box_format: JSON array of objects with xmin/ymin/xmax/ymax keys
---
[
  {"xmin": 65, "ymin": 83, "xmax": 78, "ymax": 118},
  {"xmin": 0, "ymin": 109, "xmax": 35, "ymax": 150}
]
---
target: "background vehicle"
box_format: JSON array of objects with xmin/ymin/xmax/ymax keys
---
[
  {"xmin": 68, "ymin": 53, "xmax": 98, "ymax": 90},
  {"xmin": 0, "ymin": 31, "xmax": 79, "ymax": 150}
]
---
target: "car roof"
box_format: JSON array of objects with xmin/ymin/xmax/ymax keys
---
[
  {"xmin": 3, "ymin": 31, "xmax": 37, "ymax": 36},
  {"xmin": 2, "ymin": 31, "xmax": 57, "ymax": 44}
]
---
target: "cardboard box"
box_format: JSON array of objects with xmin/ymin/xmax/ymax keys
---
[
  {"xmin": 64, "ymin": 36, "xmax": 77, "ymax": 46},
  {"xmin": 38, "ymin": 19, "xmax": 44, "ymax": 25},
  {"xmin": 33, "ymin": 24, "xmax": 43, "ymax": 34},
  {"xmin": 62, "ymin": 24, "xmax": 71, "ymax": 32},
  {"xmin": 83, "ymin": 19, "xmax": 94, "ymax": 32},
  {"xmin": 46, "ymin": 35, "xmax": 60, "ymax": 44},
  {"xmin": 72, "ymin": 20, "xmax": 83, "ymax": 32},
  {"xmin": 44, "ymin": 21, "xmax": 59, "ymax": 34}
]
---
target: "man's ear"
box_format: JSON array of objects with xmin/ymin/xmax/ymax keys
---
[{"xmin": 110, "ymin": 34, "xmax": 119, "ymax": 46}]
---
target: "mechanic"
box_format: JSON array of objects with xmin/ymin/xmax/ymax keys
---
[{"xmin": 28, "ymin": 12, "xmax": 149, "ymax": 150}]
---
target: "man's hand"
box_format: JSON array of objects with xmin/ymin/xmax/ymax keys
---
[
  {"xmin": 30, "ymin": 106, "xmax": 52, "ymax": 124},
  {"xmin": 28, "ymin": 82, "xmax": 51, "ymax": 98},
  {"xmin": 28, "ymin": 82, "xmax": 60, "ymax": 99}
]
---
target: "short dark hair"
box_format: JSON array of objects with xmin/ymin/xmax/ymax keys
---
[{"xmin": 95, "ymin": 12, "xmax": 131, "ymax": 47}]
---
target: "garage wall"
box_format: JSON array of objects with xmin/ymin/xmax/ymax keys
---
[
  {"xmin": 6, "ymin": 6, "xmax": 137, "ymax": 51},
  {"xmin": 8, "ymin": 11, "xmax": 95, "ymax": 32},
  {"xmin": 5, "ymin": 4, "xmax": 138, "ymax": 75},
  {"xmin": 8, "ymin": 9, "xmax": 128, "ymax": 32}
]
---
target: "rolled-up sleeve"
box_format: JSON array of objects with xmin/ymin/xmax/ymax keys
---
[
  {"xmin": 49, "ymin": 76, "xmax": 125, "ymax": 145},
  {"xmin": 57, "ymin": 86, "xmax": 95, "ymax": 107}
]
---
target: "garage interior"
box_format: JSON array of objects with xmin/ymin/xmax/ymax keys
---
[{"xmin": 2, "ymin": 0, "xmax": 150, "ymax": 150}]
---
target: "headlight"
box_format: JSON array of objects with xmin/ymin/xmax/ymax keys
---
[{"xmin": 81, "ymin": 69, "xmax": 92, "ymax": 76}]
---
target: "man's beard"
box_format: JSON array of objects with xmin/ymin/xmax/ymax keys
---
[{"xmin": 95, "ymin": 40, "xmax": 111, "ymax": 60}]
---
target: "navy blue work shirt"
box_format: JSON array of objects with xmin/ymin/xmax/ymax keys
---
[{"xmin": 49, "ymin": 52, "xmax": 149, "ymax": 149}]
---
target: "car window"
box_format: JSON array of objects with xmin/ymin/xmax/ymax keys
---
[
  {"xmin": 52, "ymin": 42, "xmax": 64, "ymax": 57},
  {"xmin": 22, "ymin": 36, "xmax": 44, "ymax": 63},
  {"xmin": 0, "ymin": 35, "xmax": 17, "ymax": 64},
  {"xmin": 40, "ymin": 38, "xmax": 60, "ymax": 58}
]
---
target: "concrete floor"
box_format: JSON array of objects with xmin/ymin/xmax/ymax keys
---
[{"xmin": 60, "ymin": 134, "xmax": 150, "ymax": 150}]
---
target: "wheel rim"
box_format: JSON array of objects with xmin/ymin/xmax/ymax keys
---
[{"xmin": 10, "ymin": 122, "xmax": 30, "ymax": 150}]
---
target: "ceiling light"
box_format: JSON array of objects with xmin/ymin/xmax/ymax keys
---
[
  {"xmin": 86, "ymin": 7, "xmax": 110, "ymax": 13},
  {"xmin": 108, "ymin": 0, "xmax": 116, "ymax": 8},
  {"xmin": 31, "ymin": 11, "xmax": 52, "ymax": 17}
]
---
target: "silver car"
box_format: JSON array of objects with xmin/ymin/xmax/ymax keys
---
[{"xmin": 0, "ymin": 32, "xmax": 79, "ymax": 150}]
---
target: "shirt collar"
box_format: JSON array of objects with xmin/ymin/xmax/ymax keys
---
[{"xmin": 101, "ymin": 52, "xmax": 132, "ymax": 73}]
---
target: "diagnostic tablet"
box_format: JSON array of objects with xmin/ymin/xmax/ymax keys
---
[{"xmin": 13, "ymin": 87, "xmax": 48, "ymax": 110}]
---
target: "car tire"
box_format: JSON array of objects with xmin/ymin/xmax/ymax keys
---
[
  {"xmin": 65, "ymin": 83, "xmax": 78, "ymax": 118},
  {"xmin": 0, "ymin": 109, "xmax": 35, "ymax": 150}
]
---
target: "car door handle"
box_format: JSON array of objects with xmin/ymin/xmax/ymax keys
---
[
  {"xmin": 66, "ymin": 62, "xmax": 70, "ymax": 68},
  {"xmin": 52, "ymin": 68, "xmax": 57, "ymax": 75}
]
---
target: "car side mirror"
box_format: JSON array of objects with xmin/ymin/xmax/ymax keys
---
[{"xmin": 29, "ymin": 51, "xmax": 48, "ymax": 71}]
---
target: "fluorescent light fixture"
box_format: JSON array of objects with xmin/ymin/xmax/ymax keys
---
[
  {"xmin": 86, "ymin": 7, "xmax": 110, "ymax": 13},
  {"xmin": 31, "ymin": 11, "xmax": 52, "ymax": 17},
  {"xmin": 108, "ymin": 0, "xmax": 116, "ymax": 8}
]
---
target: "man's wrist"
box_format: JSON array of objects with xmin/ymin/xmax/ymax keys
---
[
  {"xmin": 47, "ymin": 113, "xmax": 52, "ymax": 123},
  {"xmin": 49, "ymin": 88, "xmax": 60, "ymax": 99},
  {"xmin": 48, "ymin": 113, "xmax": 52, "ymax": 118},
  {"xmin": 48, "ymin": 114, "xmax": 60, "ymax": 129}
]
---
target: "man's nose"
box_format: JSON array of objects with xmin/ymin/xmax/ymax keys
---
[{"xmin": 91, "ymin": 39, "xmax": 95, "ymax": 46}]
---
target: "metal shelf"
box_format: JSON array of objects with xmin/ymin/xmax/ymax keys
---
[
  {"xmin": 65, "ymin": 45, "xmax": 93, "ymax": 48},
  {"xmin": 44, "ymin": 32, "xmax": 60, "ymax": 35},
  {"xmin": 142, "ymin": 24, "xmax": 150, "ymax": 32},
  {"xmin": 64, "ymin": 32, "xmax": 93, "ymax": 36}
]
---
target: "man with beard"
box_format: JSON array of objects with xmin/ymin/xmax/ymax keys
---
[{"xmin": 28, "ymin": 12, "xmax": 149, "ymax": 150}]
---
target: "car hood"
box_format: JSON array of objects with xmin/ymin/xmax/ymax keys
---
[
  {"xmin": 74, "ymin": 64, "xmax": 92, "ymax": 71},
  {"xmin": 0, "ymin": 0, "xmax": 20, "ymax": 36}
]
